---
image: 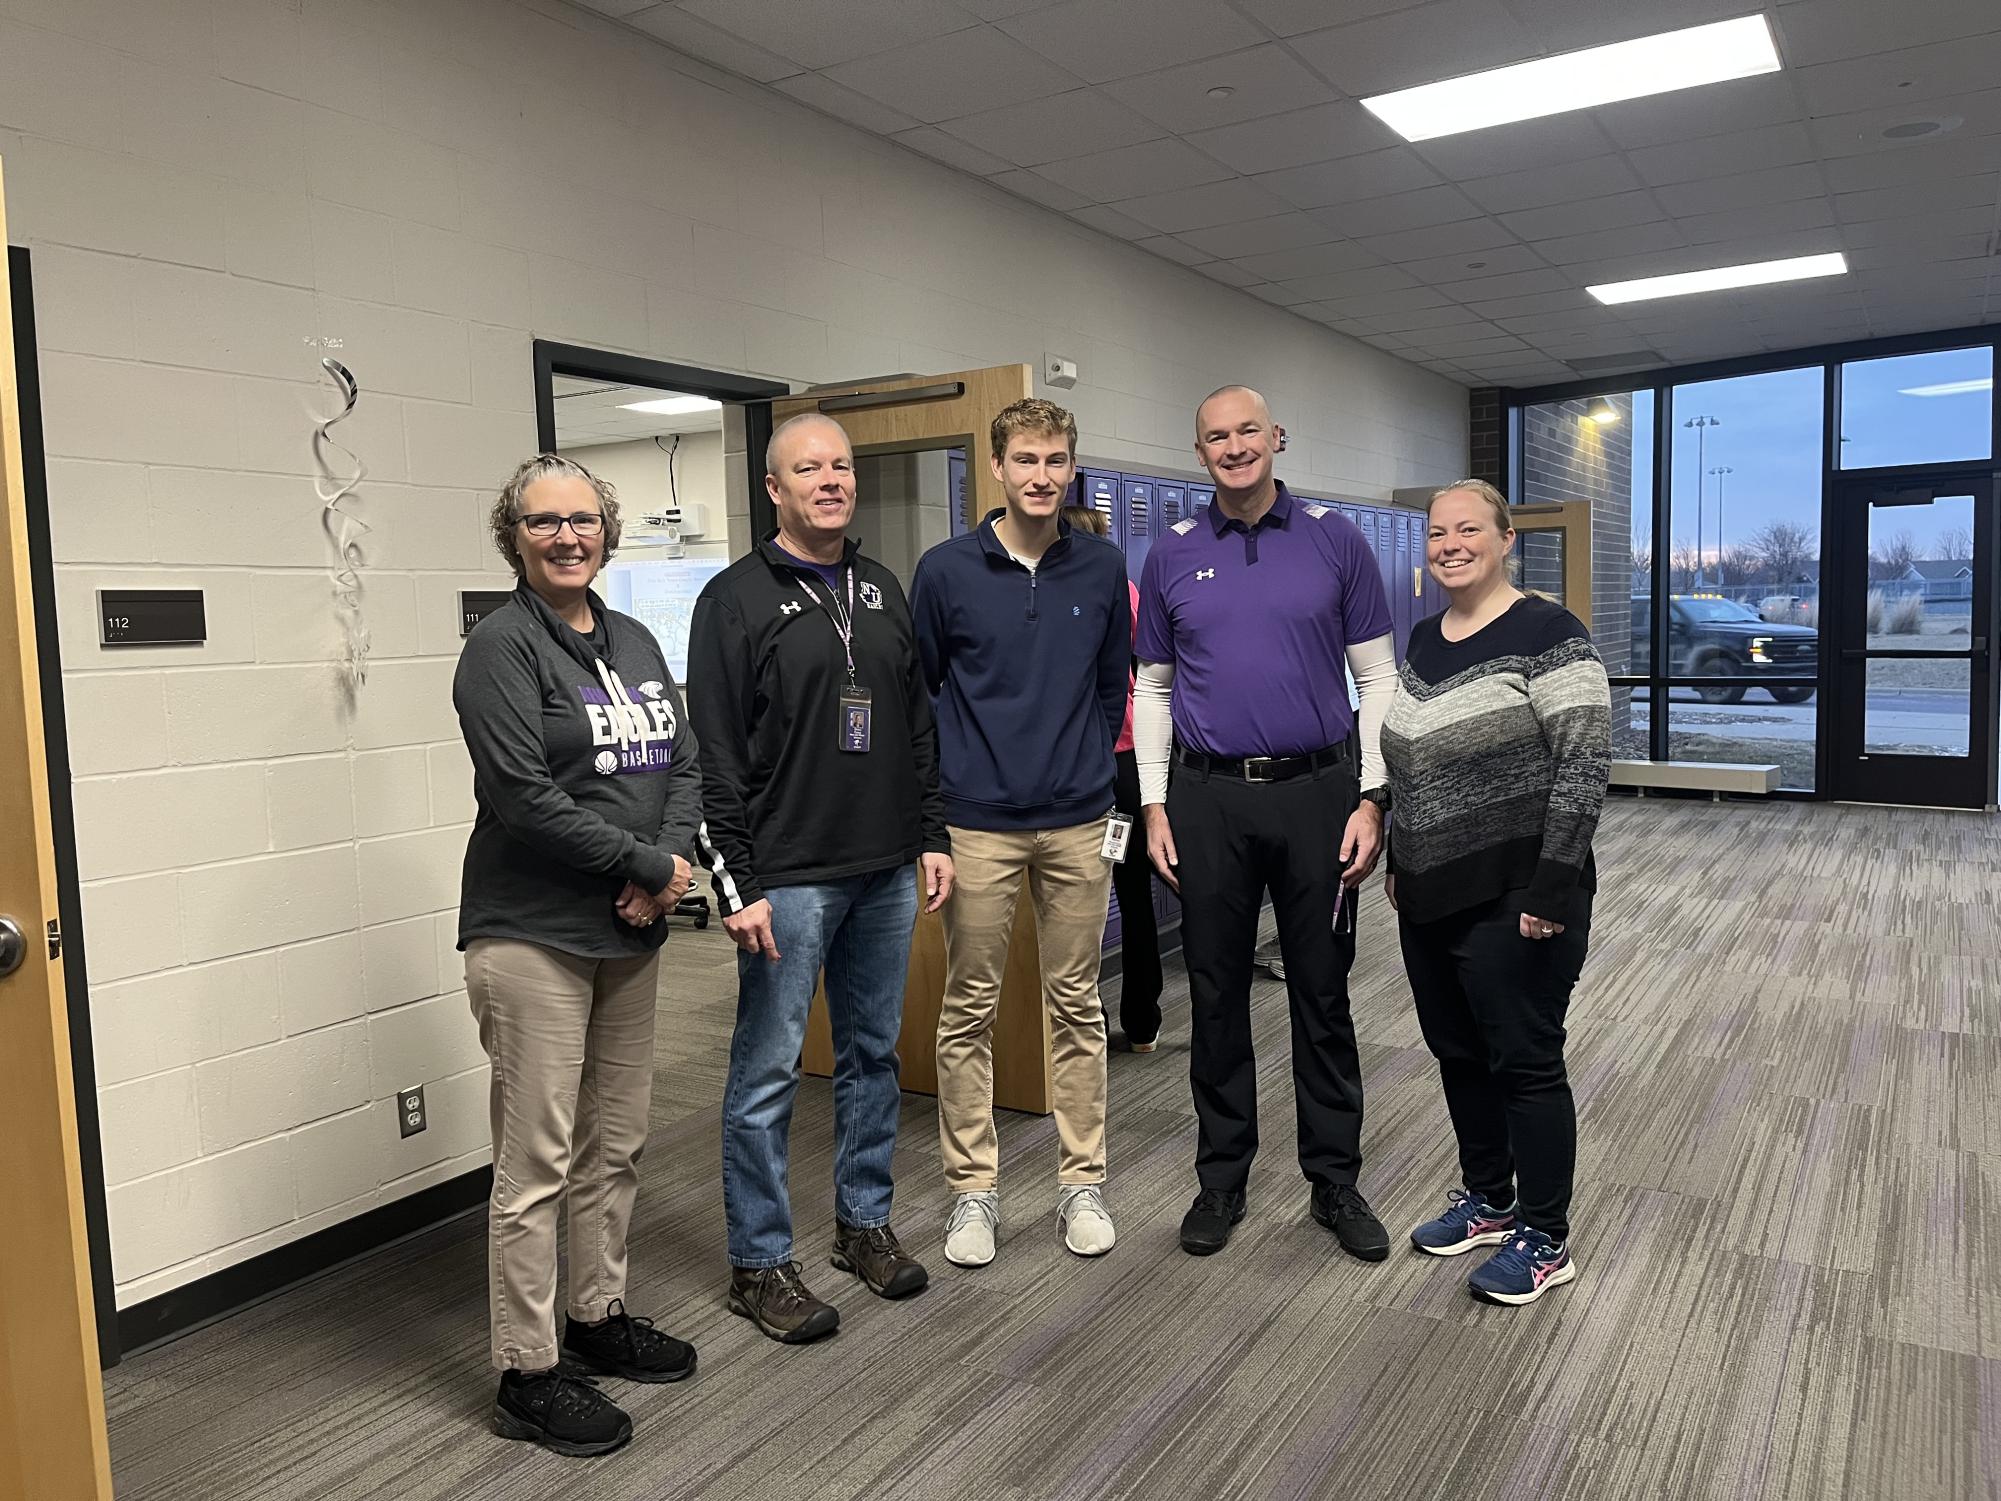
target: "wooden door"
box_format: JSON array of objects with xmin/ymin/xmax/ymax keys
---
[
  {"xmin": 774, "ymin": 367, "xmax": 1059, "ymax": 1114},
  {"xmin": 0, "ymin": 158, "xmax": 117, "ymax": 1500}
]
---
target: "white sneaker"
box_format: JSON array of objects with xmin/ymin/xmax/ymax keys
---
[
  {"xmin": 944, "ymin": 1190, "xmax": 998, "ymax": 1267},
  {"xmin": 1058, "ymin": 1184, "xmax": 1116, "ymax": 1257}
]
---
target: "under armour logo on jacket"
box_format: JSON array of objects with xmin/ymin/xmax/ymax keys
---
[
  {"xmin": 1196, "ymin": 568, "xmax": 1217, "ymax": 581},
  {"xmin": 781, "ymin": 601, "xmax": 802, "ymax": 615}
]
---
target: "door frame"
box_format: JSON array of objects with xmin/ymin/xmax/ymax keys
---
[
  {"xmin": 1508, "ymin": 500, "xmax": 1593, "ymax": 611},
  {"xmin": 0, "ymin": 161, "xmax": 116, "ymax": 1500},
  {"xmin": 1826, "ymin": 468, "xmax": 1999, "ymax": 808}
]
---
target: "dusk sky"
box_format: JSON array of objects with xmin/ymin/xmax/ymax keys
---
[{"xmin": 1623, "ymin": 343, "xmax": 1992, "ymax": 564}]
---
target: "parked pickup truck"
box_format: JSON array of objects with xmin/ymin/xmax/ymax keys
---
[{"xmin": 1631, "ymin": 594, "xmax": 1818, "ymax": 704}]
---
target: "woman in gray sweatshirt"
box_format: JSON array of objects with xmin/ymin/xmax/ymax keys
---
[{"xmin": 453, "ymin": 453, "xmax": 701, "ymax": 1458}]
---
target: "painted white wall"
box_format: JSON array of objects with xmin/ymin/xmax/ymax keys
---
[
  {"xmin": 567, "ymin": 432, "xmax": 729, "ymax": 559},
  {"xmin": 0, "ymin": 0, "xmax": 1467, "ymax": 1306}
]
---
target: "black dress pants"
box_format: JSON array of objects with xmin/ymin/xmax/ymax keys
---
[
  {"xmin": 1111, "ymin": 748, "xmax": 1163, "ymax": 1043},
  {"xmin": 1398, "ymin": 891, "xmax": 1590, "ymax": 1243},
  {"xmin": 1167, "ymin": 758, "xmax": 1362, "ymax": 1195}
]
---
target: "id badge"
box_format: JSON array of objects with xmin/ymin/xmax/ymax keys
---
[
  {"xmin": 1101, "ymin": 812, "xmax": 1134, "ymax": 862},
  {"xmin": 838, "ymin": 685, "xmax": 873, "ymax": 753}
]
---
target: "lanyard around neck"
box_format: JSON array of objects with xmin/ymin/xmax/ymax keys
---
[{"xmin": 791, "ymin": 564, "xmax": 858, "ymax": 685}]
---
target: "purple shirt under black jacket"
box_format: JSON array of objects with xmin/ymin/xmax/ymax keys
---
[{"xmin": 1135, "ymin": 482, "xmax": 1392, "ymax": 759}]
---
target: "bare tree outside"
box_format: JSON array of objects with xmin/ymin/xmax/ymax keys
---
[
  {"xmin": 1669, "ymin": 540, "xmax": 1701, "ymax": 591},
  {"xmin": 1747, "ymin": 520, "xmax": 1816, "ymax": 584},
  {"xmin": 1936, "ymin": 526, "xmax": 1974, "ymax": 563},
  {"xmin": 1870, "ymin": 529, "xmax": 1919, "ymax": 581}
]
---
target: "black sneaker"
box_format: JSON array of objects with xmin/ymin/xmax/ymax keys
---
[
  {"xmin": 1178, "ymin": 1188, "xmax": 1247, "ymax": 1256},
  {"xmin": 563, "ymin": 1298, "xmax": 697, "ymax": 1384},
  {"xmin": 728, "ymin": 1262, "xmax": 841, "ymax": 1344},
  {"xmin": 491, "ymin": 1367, "xmax": 633, "ymax": 1458},
  {"xmin": 830, "ymin": 1222, "xmax": 929, "ymax": 1299},
  {"xmin": 1311, "ymin": 1182, "xmax": 1390, "ymax": 1262}
]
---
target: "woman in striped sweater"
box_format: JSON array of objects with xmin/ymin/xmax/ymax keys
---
[{"xmin": 1380, "ymin": 479, "xmax": 1610, "ymax": 1307}]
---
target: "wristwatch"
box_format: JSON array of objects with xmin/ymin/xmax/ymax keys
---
[{"xmin": 1360, "ymin": 785, "xmax": 1392, "ymax": 813}]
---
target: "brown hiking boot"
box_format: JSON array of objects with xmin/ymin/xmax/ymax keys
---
[
  {"xmin": 727, "ymin": 1262, "xmax": 840, "ymax": 1344},
  {"xmin": 830, "ymin": 1222, "xmax": 929, "ymax": 1299}
]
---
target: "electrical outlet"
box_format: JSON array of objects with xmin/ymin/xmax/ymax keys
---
[{"xmin": 398, "ymin": 1085, "xmax": 427, "ymax": 1138}]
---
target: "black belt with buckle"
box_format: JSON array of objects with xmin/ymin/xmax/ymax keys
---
[{"xmin": 1173, "ymin": 741, "xmax": 1349, "ymax": 784}]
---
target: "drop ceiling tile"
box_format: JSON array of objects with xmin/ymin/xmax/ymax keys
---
[
  {"xmin": 1184, "ymin": 102, "xmax": 1404, "ymax": 174},
  {"xmin": 624, "ymin": 5, "xmax": 802, "ymax": 81},
  {"xmin": 1360, "ymin": 304, "xmax": 1494, "ymax": 333},
  {"xmin": 1492, "ymin": 305, "xmax": 1615, "ymax": 333},
  {"xmin": 1322, "ymin": 286, "xmax": 1455, "ymax": 317},
  {"xmin": 1677, "ymin": 197, "xmax": 1836, "ymax": 247},
  {"xmin": 1236, "ymin": 0, "xmax": 1429, "ymax": 36},
  {"xmin": 962, "ymin": 0, "xmax": 1059, "ymax": 16},
  {"xmin": 1192, "ymin": 259, "xmax": 1262, "ymax": 287},
  {"xmin": 1246, "ymin": 282, "xmax": 1317, "ymax": 306},
  {"xmin": 999, "ymin": 0, "xmax": 1265, "ymax": 84},
  {"xmin": 1424, "ymin": 333, "xmax": 1532, "ymax": 359},
  {"xmin": 1593, "ymin": 71, "xmax": 1805, "ymax": 151},
  {"xmin": 938, "ymin": 90, "xmax": 1164, "ymax": 169},
  {"xmin": 822, "ymin": 27, "xmax": 1084, "ymax": 123},
  {"xmin": 1104, "ymin": 44, "xmax": 1339, "ymax": 133},
  {"xmin": 1819, "ymin": 132, "xmax": 2001, "ymax": 193},
  {"xmin": 892, "ymin": 127, "xmax": 1015, "ymax": 176},
  {"xmin": 577, "ymin": 0, "xmax": 656, "ymax": 15},
  {"xmin": 1834, "ymin": 174, "xmax": 2000, "ymax": 224},
  {"xmin": 1069, "ymin": 203, "xmax": 1154, "ymax": 238},
  {"xmin": 1534, "ymin": 220, "xmax": 1691, "ymax": 267},
  {"xmin": 1177, "ymin": 213, "xmax": 1343, "ymax": 259},
  {"xmin": 1504, "ymin": 0, "xmax": 1756, "ymax": 51},
  {"xmin": 679, "ymin": 0, "xmax": 982, "ymax": 69},
  {"xmin": 1794, "ymin": 33, "xmax": 2001, "ymax": 120},
  {"xmin": 1113, "ymin": 177, "xmax": 1292, "ymax": 232},
  {"xmin": 1471, "ymin": 290, "xmax": 1599, "ymax": 319},
  {"xmin": 1252, "ymin": 149, "xmax": 1441, "ymax": 211},
  {"xmin": 1410, "ymin": 115, "xmax": 1620, "ymax": 180},
  {"xmin": 1234, "ymin": 240, "xmax": 1383, "ymax": 281},
  {"xmin": 1842, "ymin": 208, "xmax": 1995, "ymax": 252},
  {"xmin": 1628, "ymin": 122, "xmax": 1818, "ymax": 187},
  {"xmin": 1650, "ymin": 163, "xmax": 1829, "ymax": 218},
  {"xmin": 1438, "ymin": 266, "xmax": 1575, "ymax": 301},
  {"xmin": 1285, "ymin": 264, "xmax": 1421, "ymax": 300},
  {"xmin": 1397, "ymin": 242, "xmax": 1549, "ymax": 284},
  {"xmin": 1458, "ymin": 155, "xmax": 1642, "ymax": 215},
  {"xmin": 1041, "ymin": 137, "xmax": 1234, "ymax": 199},
  {"xmin": 1288, "ymin": 0, "xmax": 1538, "ymax": 97},
  {"xmin": 1498, "ymin": 191, "xmax": 1667, "ymax": 243},
  {"xmin": 773, "ymin": 72, "xmax": 925, "ymax": 134},
  {"xmin": 1774, "ymin": 0, "xmax": 2001, "ymax": 67},
  {"xmin": 1133, "ymin": 234, "xmax": 1212, "ymax": 266},
  {"xmin": 1310, "ymin": 185, "xmax": 1484, "ymax": 238},
  {"xmin": 987, "ymin": 168, "xmax": 1092, "ymax": 211},
  {"xmin": 1359, "ymin": 218, "xmax": 1522, "ymax": 265},
  {"xmin": 1808, "ymin": 88, "xmax": 2001, "ymax": 158}
]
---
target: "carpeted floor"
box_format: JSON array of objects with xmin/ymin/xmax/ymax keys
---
[{"xmin": 102, "ymin": 798, "xmax": 2001, "ymax": 1500}]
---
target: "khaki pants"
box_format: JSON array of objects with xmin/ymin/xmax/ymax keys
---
[
  {"xmin": 465, "ymin": 938, "xmax": 659, "ymax": 1371},
  {"xmin": 937, "ymin": 819, "xmax": 1112, "ymax": 1192}
]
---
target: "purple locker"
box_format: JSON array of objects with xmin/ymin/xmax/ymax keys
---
[
  {"xmin": 1080, "ymin": 470, "xmax": 1118, "ymax": 535},
  {"xmin": 1190, "ymin": 486, "xmax": 1213, "ymax": 514},
  {"xmin": 1156, "ymin": 482, "xmax": 1186, "ymax": 528},
  {"xmin": 1119, "ymin": 476, "xmax": 1155, "ymax": 584},
  {"xmin": 1392, "ymin": 509, "xmax": 1413, "ymax": 654}
]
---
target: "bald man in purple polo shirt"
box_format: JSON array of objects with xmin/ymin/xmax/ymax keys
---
[{"xmin": 1134, "ymin": 385, "xmax": 1400, "ymax": 1262}]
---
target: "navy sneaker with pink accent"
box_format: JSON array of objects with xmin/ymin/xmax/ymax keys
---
[
  {"xmin": 1409, "ymin": 1189, "xmax": 1516, "ymax": 1256},
  {"xmin": 1467, "ymin": 1226, "xmax": 1576, "ymax": 1306}
]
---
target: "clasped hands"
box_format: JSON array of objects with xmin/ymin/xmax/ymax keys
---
[{"xmin": 616, "ymin": 854, "xmax": 694, "ymax": 929}]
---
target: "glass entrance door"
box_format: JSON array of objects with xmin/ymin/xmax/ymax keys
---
[{"xmin": 1830, "ymin": 474, "xmax": 1996, "ymax": 807}]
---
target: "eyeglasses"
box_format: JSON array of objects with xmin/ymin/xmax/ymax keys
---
[{"xmin": 516, "ymin": 511, "xmax": 604, "ymax": 538}]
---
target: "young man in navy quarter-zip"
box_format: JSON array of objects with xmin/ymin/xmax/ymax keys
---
[{"xmin": 911, "ymin": 398, "xmax": 1132, "ymax": 1269}]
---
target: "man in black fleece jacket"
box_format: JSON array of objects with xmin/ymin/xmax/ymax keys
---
[
  {"xmin": 911, "ymin": 398, "xmax": 1129, "ymax": 1270},
  {"xmin": 689, "ymin": 412, "xmax": 953, "ymax": 1344}
]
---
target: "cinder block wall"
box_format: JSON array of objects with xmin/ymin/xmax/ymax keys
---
[{"xmin": 0, "ymin": 0, "xmax": 1468, "ymax": 1307}]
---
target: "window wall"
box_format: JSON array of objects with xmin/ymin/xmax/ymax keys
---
[{"xmin": 1513, "ymin": 326, "xmax": 2000, "ymax": 800}]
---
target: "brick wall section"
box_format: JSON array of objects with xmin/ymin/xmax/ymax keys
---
[
  {"xmin": 1469, "ymin": 386, "xmax": 1503, "ymax": 488},
  {"xmin": 2, "ymin": 0, "xmax": 1469, "ymax": 1307}
]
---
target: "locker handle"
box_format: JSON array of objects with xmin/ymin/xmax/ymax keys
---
[{"xmin": 1413, "ymin": 566, "xmax": 1422, "ymax": 597}]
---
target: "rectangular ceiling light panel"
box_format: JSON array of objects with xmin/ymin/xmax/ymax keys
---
[
  {"xmin": 1587, "ymin": 251, "xmax": 1847, "ymax": 305},
  {"xmin": 1361, "ymin": 16, "xmax": 1781, "ymax": 143}
]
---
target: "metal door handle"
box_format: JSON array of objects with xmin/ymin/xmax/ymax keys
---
[{"xmin": 0, "ymin": 916, "xmax": 25, "ymax": 979}]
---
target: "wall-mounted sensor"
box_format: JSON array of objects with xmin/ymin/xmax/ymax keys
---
[{"xmin": 1044, "ymin": 354, "xmax": 1079, "ymax": 390}]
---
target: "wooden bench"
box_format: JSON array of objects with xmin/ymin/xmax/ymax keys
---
[{"xmin": 1610, "ymin": 759, "xmax": 1780, "ymax": 799}]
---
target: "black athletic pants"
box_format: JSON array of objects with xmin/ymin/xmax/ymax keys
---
[
  {"xmin": 1111, "ymin": 748, "xmax": 1163, "ymax": 1043},
  {"xmin": 1398, "ymin": 890, "xmax": 1590, "ymax": 1243},
  {"xmin": 1167, "ymin": 756, "xmax": 1362, "ymax": 1195}
]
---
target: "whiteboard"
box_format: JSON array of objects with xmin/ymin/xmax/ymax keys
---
[{"xmin": 601, "ymin": 551, "xmax": 729, "ymax": 681}]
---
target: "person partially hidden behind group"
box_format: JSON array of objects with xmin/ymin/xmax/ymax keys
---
[
  {"xmin": 454, "ymin": 454, "xmax": 704, "ymax": 1457},
  {"xmin": 1381, "ymin": 479, "xmax": 1610, "ymax": 1306},
  {"xmin": 1062, "ymin": 501, "xmax": 1166, "ymax": 1054}
]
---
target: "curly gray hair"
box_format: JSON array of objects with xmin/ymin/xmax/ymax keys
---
[{"xmin": 489, "ymin": 453, "xmax": 623, "ymax": 576}]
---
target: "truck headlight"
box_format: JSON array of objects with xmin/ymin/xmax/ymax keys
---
[{"xmin": 1749, "ymin": 636, "xmax": 1772, "ymax": 663}]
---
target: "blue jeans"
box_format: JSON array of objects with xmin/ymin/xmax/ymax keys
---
[{"xmin": 722, "ymin": 864, "xmax": 920, "ymax": 1269}]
